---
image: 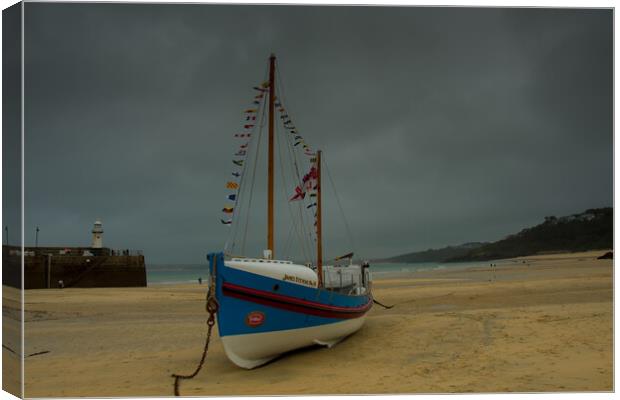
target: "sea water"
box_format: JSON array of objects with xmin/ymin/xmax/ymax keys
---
[
  {"xmin": 147, "ymin": 260, "xmax": 499, "ymax": 285},
  {"xmin": 146, "ymin": 264, "xmax": 210, "ymax": 285}
]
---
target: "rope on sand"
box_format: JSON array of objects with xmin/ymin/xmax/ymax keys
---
[{"xmin": 373, "ymin": 299, "xmax": 394, "ymax": 309}]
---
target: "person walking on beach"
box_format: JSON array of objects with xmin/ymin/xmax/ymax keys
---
[{"xmin": 198, "ymin": 277, "xmax": 202, "ymax": 285}]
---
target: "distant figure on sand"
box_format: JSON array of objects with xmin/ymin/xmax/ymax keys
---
[
  {"xmin": 198, "ymin": 277, "xmax": 202, "ymax": 285},
  {"xmin": 58, "ymin": 280, "xmax": 64, "ymax": 289},
  {"xmin": 489, "ymin": 264, "xmax": 496, "ymax": 282}
]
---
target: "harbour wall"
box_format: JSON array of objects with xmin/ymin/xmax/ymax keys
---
[{"xmin": 3, "ymin": 246, "xmax": 147, "ymax": 289}]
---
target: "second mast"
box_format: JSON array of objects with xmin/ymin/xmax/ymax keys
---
[{"xmin": 267, "ymin": 54, "xmax": 276, "ymax": 258}]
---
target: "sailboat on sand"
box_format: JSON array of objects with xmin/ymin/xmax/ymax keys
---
[{"xmin": 207, "ymin": 54, "xmax": 372, "ymax": 369}]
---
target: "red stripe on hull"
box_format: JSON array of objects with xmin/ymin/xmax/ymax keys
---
[{"xmin": 222, "ymin": 282, "xmax": 372, "ymax": 319}]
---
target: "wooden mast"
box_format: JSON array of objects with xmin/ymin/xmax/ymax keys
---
[
  {"xmin": 267, "ymin": 54, "xmax": 275, "ymax": 258},
  {"xmin": 316, "ymin": 150, "xmax": 323, "ymax": 287}
]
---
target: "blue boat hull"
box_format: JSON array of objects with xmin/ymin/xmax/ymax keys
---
[{"xmin": 207, "ymin": 252, "xmax": 372, "ymax": 368}]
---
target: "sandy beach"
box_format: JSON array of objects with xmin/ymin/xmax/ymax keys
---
[{"xmin": 11, "ymin": 250, "xmax": 612, "ymax": 396}]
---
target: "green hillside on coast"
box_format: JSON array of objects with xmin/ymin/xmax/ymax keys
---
[
  {"xmin": 378, "ymin": 242, "xmax": 488, "ymax": 263},
  {"xmin": 449, "ymin": 207, "xmax": 612, "ymax": 262},
  {"xmin": 383, "ymin": 207, "xmax": 612, "ymax": 263}
]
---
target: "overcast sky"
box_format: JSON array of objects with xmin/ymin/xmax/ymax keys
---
[{"xmin": 19, "ymin": 4, "xmax": 612, "ymax": 264}]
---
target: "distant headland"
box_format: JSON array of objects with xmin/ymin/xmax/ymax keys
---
[{"xmin": 379, "ymin": 207, "xmax": 613, "ymax": 263}]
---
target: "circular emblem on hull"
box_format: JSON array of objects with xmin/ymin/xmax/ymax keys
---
[{"xmin": 245, "ymin": 311, "xmax": 265, "ymax": 327}]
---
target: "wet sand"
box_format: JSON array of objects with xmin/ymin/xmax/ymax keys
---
[{"xmin": 15, "ymin": 250, "xmax": 613, "ymax": 396}]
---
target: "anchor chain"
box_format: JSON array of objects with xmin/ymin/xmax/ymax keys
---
[{"xmin": 171, "ymin": 258, "xmax": 219, "ymax": 396}]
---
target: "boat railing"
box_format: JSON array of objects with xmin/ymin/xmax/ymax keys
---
[{"xmin": 321, "ymin": 265, "xmax": 370, "ymax": 293}]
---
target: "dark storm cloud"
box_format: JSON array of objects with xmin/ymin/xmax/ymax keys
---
[{"xmin": 23, "ymin": 4, "xmax": 612, "ymax": 263}]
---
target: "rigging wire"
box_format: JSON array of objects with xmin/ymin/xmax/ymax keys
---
[
  {"xmin": 276, "ymin": 67, "xmax": 316, "ymax": 265},
  {"xmin": 225, "ymin": 63, "xmax": 270, "ymax": 255},
  {"xmin": 275, "ymin": 119, "xmax": 309, "ymax": 262},
  {"xmin": 225, "ymin": 105, "xmax": 260, "ymax": 253},
  {"xmin": 228, "ymin": 98, "xmax": 263, "ymax": 253},
  {"xmin": 276, "ymin": 68, "xmax": 321, "ymax": 256},
  {"xmin": 323, "ymin": 152, "xmax": 361, "ymax": 260},
  {"xmin": 279, "ymin": 110, "xmax": 316, "ymax": 264},
  {"xmin": 275, "ymin": 119, "xmax": 295, "ymax": 257},
  {"xmin": 240, "ymin": 94, "xmax": 268, "ymax": 255},
  {"xmin": 281, "ymin": 219, "xmax": 295, "ymax": 260},
  {"xmin": 281, "ymin": 128, "xmax": 314, "ymax": 262}
]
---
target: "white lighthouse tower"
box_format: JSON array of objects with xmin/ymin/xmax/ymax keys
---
[{"xmin": 91, "ymin": 219, "xmax": 103, "ymax": 248}]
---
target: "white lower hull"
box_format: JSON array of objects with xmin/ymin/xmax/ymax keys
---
[{"xmin": 220, "ymin": 316, "xmax": 367, "ymax": 369}]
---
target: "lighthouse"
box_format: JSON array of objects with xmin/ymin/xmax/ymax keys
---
[{"xmin": 91, "ymin": 219, "xmax": 103, "ymax": 248}]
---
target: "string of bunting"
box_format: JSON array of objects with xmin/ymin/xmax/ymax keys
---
[
  {"xmin": 277, "ymin": 100, "xmax": 320, "ymax": 237},
  {"xmin": 221, "ymin": 81, "xmax": 269, "ymax": 226}
]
